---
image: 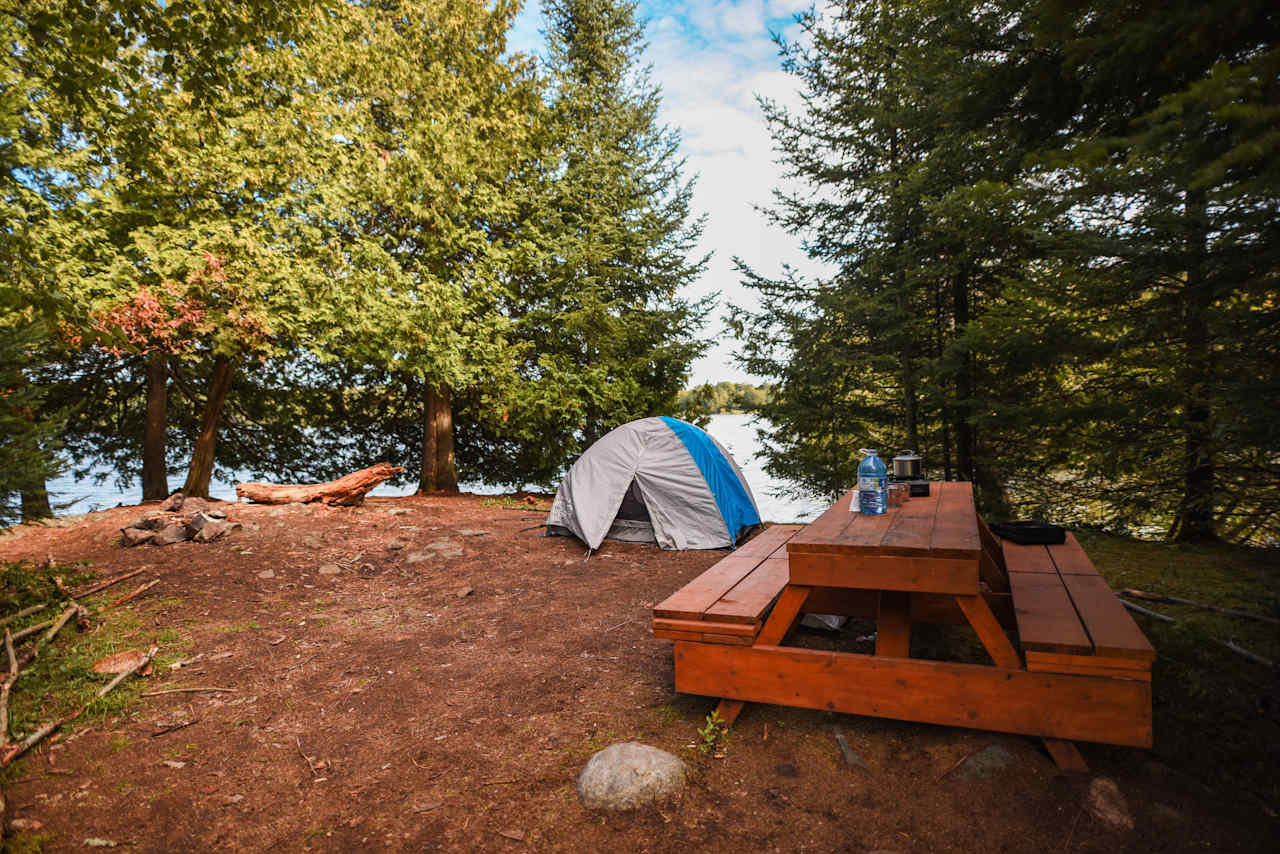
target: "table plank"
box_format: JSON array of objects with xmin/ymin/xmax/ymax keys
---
[
  {"xmin": 879, "ymin": 486, "xmax": 942, "ymax": 553},
  {"xmin": 789, "ymin": 482, "xmax": 980, "ymax": 559},
  {"xmin": 1007, "ymin": 571, "xmax": 1092, "ymax": 655},
  {"xmin": 930, "ymin": 482, "xmax": 982, "ymax": 556}
]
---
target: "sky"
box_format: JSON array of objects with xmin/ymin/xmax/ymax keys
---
[{"xmin": 506, "ymin": 0, "xmax": 833, "ymax": 386}]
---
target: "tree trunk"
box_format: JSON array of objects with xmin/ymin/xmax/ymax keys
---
[
  {"xmin": 951, "ymin": 270, "xmax": 975, "ymax": 482},
  {"xmin": 418, "ymin": 385, "xmax": 458, "ymax": 493},
  {"xmin": 182, "ymin": 355, "xmax": 235, "ymax": 499},
  {"xmin": 1172, "ymin": 188, "xmax": 1217, "ymax": 543},
  {"xmin": 20, "ymin": 487, "xmax": 52, "ymax": 522},
  {"xmin": 141, "ymin": 351, "xmax": 169, "ymax": 501}
]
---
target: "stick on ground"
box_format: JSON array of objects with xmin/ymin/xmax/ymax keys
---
[
  {"xmin": 0, "ymin": 604, "xmax": 49, "ymax": 631},
  {"xmin": 1121, "ymin": 588, "xmax": 1280, "ymax": 626},
  {"xmin": 71, "ymin": 568, "xmax": 146, "ymax": 602},
  {"xmin": 1, "ymin": 645, "xmax": 157, "ymax": 767},
  {"xmin": 141, "ymin": 687, "xmax": 236, "ymax": 697},
  {"xmin": 0, "ymin": 631, "xmax": 17, "ymax": 745}
]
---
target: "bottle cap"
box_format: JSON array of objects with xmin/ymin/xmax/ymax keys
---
[{"xmin": 859, "ymin": 448, "xmax": 877, "ymax": 456}]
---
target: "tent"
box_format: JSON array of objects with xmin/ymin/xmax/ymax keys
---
[{"xmin": 546, "ymin": 416, "xmax": 762, "ymax": 550}]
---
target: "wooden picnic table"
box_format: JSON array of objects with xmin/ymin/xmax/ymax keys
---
[{"xmin": 656, "ymin": 482, "xmax": 1153, "ymax": 769}]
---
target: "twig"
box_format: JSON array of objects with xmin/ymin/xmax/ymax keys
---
[
  {"xmin": 1121, "ymin": 588, "xmax": 1280, "ymax": 626},
  {"xmin": 480, "ymin": 778, "xmax": 516, "ymax": 786},
  {"xmin": 150, "ymin": 720, "xmax": 199, "ymax": 738},
  {"xmin": 282, "ymin": 655, "xmax": 316, "ymax": 673},
  {"xmin": 0, "ymin": 603, "xmax": 48, "ymax": 631},
  {"xmin": 140, "ymin": 687, "xmax": 235, "ymax": 697},
  {"xmin": 603, "ymin": 617, "xmax": 636, "ymax": 633},
  {"xmin": 1, "ymin": 645, "xmax": 157, "ymax": 767},
  {"xmin": 1120, "ymin": 601, "xmax": 1175, "ymax": 623},
  {"xmin": 0, "ymin": 631, "xmax": 17, "ymax": 745},
  {"xmin": 935, "ymin": 747, "xmax": 979, "ymax": 782},
  {"xmin": 18, "ymin": 605, "xmax": 79, "ymax": 667},
  {"xmin": 295, "ymin": 736, "xmax": 319, "ymax": 777},
  {"xmin": 1123, "ymin": 601, "xmax": 1274, "ymax": 667},
  {"xmin": 71, "ymin": 568, "xmax": 146, "ymax": 602},
  {"xmin": 517, "ymin": 523, "xmax": 546, "ymax": 533},
  {"xmin": 94, "ymin": 579, "xmax": 160, "ymax": 615}
]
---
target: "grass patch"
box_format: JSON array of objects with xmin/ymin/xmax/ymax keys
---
[
  {"xmin": 0, "ymin": 560, "xmax": 192, "ymax": 759},
  {"xmin": 1076, "ymin": 532, "xmax": 1280, "ymax": 812}
]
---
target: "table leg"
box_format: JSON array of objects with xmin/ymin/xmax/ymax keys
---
[
  {"xmin": 1043, "ymin": 738, "xmax": 1089, "ymax": 772},
  {"xmin": 954, "ymin": 594, "xmax": 1021, "ymax": 669},
  {"xmin": 713, "ymin": 700, "xmax": 745, "ymax": 727},
  {"xmin": 876, "ymin": 591, "xmax": 911, "ymax": 657},
  {"xmin": 757, "ymin": 585, "xmax": 812, "ymax": 646}
]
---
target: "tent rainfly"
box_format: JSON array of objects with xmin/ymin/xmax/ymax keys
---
[{"xmin": 546, "ymin": 416, "xmax": 762, "ymax": 550}]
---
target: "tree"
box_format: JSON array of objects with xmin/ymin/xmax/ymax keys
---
[{"xmin": 465, "ymin": 0, "xmax": 710, "ymax": 486}]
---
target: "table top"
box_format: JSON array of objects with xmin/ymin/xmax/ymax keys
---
[{"xmin": 787, "ymin": 481, "xmax": 981, "ymax": 560}]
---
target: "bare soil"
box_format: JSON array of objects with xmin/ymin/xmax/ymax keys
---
[{"xmin": 0, "ymin": 494, "xmax": 1273, "ymax": 853}]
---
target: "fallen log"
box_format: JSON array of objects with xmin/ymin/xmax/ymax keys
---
[{"xmin": 235, "ymin": 462, "xmax": 404, "ymax": 507}]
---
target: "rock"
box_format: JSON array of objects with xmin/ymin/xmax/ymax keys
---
[
  {"xmin": 302, "ymin": 535, "xmax": 324, "ymax": 550},
  {"xmin": 162, "ymin": 759, "xmax": 187, "ymax": 769},
  {"xmin": 421, "ymin": 539, "xmax": 463, "ymax": 558},
  {"xmin": 120, "ymin": 527, "xmax": 156, "ymax": 547},
  {"xmin": 185, "ymin": 512, "xmax": 218, "ymax": 535},
  {"xmin": 457, "ymin": 529, "xmax": 490, "ymax": 537},
  {"xmin": 136, "ymin": 513, "xmax": 168, "ymax": 531},
  {"xmin": 406, "ymin": 552, "xmax": 431, "ymax": 564},
  {"xmin": 318, "ymin": 563, "xmax": 341, "ymax": 575},
  {"xmin": 9, "ymin": 818, "xmax": 43, "ymax": 831},
  {"xmin": 386, "ymin": 541, "xmax": 406, "ymax": 551},
  {"xmin": 257, "ymin": 570, "xmax": 276, "ymax": 580},
  {"xmin": 192, "ymin": 520, "xmax": 235, "ymax": 542},
  {"xmin": 205, "ymin": 508, "xmax": 227, "ymax": 520},
  {"xmin": 152, "ymin": 523, "xmax": 190, "ymax": 546},
  {"xmin": 358, "ymin": 562, "xmax": 377, "ymax": 574},
  {"xmin": 576, "ymin": 742, "xmax": 686, "ymax": 811},
  {"xmin": 1086, "ymin": 777, "xmax": 1134, "ymax": 831},
  {"xmin": 957, "ymin": 744, "xmax": 1015, "ymax": 781},
  {"xmin": 455, "ymin": 585, "xmax": 474, "ymax": 598},
  {"xmin": 160, "ymin": 492, "xmax": 185, "ymax": 512},
  {"xmin": 831, "ymin": 727, "xmax": 868, "ymax": 769}
]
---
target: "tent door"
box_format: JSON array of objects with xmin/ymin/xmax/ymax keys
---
[{"xmin": 606, "ymin": 480, "xmax": 657, "ymax": 543}]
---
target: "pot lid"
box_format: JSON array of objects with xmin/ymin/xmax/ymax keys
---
[{"xmin": 893, "ymin": 450, "xmax": 921, "ymax": 461}]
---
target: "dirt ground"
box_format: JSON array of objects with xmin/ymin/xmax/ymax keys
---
[{"xmin": 0, "ymin": 494, "xmax": 1273, "ymax": 853}]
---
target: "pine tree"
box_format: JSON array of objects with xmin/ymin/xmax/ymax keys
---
[{"xmin": 468, "ymin": 0, "xmax": 710, "ymax": 485}]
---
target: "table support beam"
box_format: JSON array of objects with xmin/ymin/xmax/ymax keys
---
[{"xmin": 876, "ymin": 591, "xmax": 912, "ymax": 657}]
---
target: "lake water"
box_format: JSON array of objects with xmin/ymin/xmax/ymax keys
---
[{"xmin": 44, "ymin": 412, "xmax": 830, "ymax": 523}]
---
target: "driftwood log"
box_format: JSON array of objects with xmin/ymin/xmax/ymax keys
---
[{"xmin": 235, "ymin": 463, "xmax": 404, "ymax": 507}]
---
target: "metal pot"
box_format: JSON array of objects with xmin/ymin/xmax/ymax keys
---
[{"xmin": 892, "ymin": 451, "xmax": 922, "ymax": 479}]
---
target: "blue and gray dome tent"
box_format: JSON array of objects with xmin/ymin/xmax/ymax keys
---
[{"xmin": 547, "ymin": 416, "xmax": 762, "ymax": 550}]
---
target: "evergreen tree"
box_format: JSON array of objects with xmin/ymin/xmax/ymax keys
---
[{"xmin": 466, "ymin": 0, "xmax": 710, "ymax": 486}]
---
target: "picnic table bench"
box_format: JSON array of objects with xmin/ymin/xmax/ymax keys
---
[{"xmin": 652, "ymin": 483, "xmax": 1153, "ymax": 769}]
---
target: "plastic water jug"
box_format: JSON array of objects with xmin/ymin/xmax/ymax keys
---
[{"xmin": 857, "ymin": 449, "xmax": 887, "ymax": 515}]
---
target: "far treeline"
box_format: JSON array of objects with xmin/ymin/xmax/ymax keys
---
[
  {"xmin": 1, "ymin": 0, "xmax": 709, "ymax": 524},
  {"xmin": 676, "ymin": 383, "xmax": 773, "ymax": 417},
  {"xmin": 733, "ymin": 0, "xmax": 1278, "ymax": 545}
]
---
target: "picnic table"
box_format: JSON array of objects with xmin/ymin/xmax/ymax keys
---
[{"xmin": 653, "ymin": 482, "xmax": 1153, "ymax": 770}]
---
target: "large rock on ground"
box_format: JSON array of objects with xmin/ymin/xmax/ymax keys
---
[
  {"xmin": 1087, "ymin": 777, "xmax": 1134, "ymax": 831},
  {"xmin": 577, "ymin": 743, "xmax": 686, "ymax": 811},
  {"xmin": 151, "ymin": 523, "xmax": 190, "ymax": 546}
]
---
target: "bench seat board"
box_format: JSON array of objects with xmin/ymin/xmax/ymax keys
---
[
  {"xmin": 1047, "ymin": 534, "xmax": 1102, "ymax": 576},
  {"xmin": 652, "ymin": 617, "xmax": 759, "ymax": 637},
  {"xmin": 1024, "ymin": 650, "xmax": 1150, "ymax": 671},
  {"xmin": 704, "ymin": 555, "xmax": 790, "ymax": 624},
  {"xmin": 1002, "ymin": 541, "xmax": 1059, "ymax": 574},
  {"xmin": 1007, "ymin": 571, "xmax": 1092, "ymax": 654},
  {"xmin": 1059, "ymin": 574, "xmax": 1156, "ymax": 661},
  {"xmin": 654, "ymin": 628, "xmax": 752, "ymax": 646},
  {"xmin": 653, "ymin": 525, "xmax": 801, "ymax": 622},
  {"xmin": 674, "ymin": 642, "xmax": 1153, "ymax": 748}
]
